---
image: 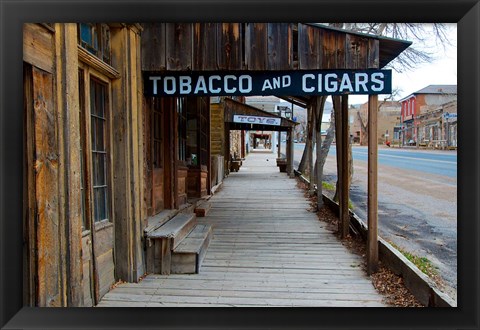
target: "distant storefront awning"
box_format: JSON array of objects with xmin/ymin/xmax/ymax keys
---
[{"xmin": 223, "ymin": 98, "xmax": 297, "ymax": 131}]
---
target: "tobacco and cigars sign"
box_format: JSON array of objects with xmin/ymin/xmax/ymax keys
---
[{"xmin": 144, "ymin": 70, "xmax": 392, "ymax": 97}]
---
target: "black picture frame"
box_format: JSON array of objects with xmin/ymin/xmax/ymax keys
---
[{"xmin": 1, "ymin": 0, "xmax": 478, "ymax": 329}]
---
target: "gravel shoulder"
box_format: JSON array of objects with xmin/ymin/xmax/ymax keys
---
[{"xmin": 321, "ymin": 150, "xmax": 457, "ymax": 302}]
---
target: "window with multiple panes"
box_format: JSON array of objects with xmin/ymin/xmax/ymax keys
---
[
  {"xmin": 78, "ymin": 23, "xmax": 111, "ymax": 64},
  {"xmin": 90, "ymin": 78, "xmax": 110, "ymax": 223},
  {"xmin": 77, "ymin": 23, "xmax": 113, "ymax": 225},
  {"xmin": 78, "ymin": 69, "xmax": 88, "ymax": 231},
  {"xmin": 177, "ymin": 97, "xmax": 187, "ymax": 162}
]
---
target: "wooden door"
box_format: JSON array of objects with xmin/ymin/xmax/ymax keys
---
[{"xmin": 78, "ymin": 70, "xmax": 115, "ymax": 305}]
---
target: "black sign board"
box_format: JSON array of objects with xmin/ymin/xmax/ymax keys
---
[{"xmin": 144, "ymin": 69, "xmax": 392, "ymax": 97}]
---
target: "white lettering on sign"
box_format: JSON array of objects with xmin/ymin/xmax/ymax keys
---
[
  {"xmin": 233, "ymin": 115, "xmax": 281, "ymax": 126},
  {"xmin": 300, "ymin": 72, "xmax": 388, "ymax": 94},
  {"xmin": 145, "ymin": 70, "xmax": 391, "ymax": 96},
  {"xmin": 262, "ymin": 75, "xmax": 293, "ymax": 91}
]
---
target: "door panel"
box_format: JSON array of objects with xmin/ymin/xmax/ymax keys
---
[
  {"xmin": 94, "ymin": 224, "xmax": 115, "ymax": 299},
  {"xmin": 152, "ymin": 168, "xmax": 164, "ymax": 213},
  {"xmin": 81, "ymin": 234, "xmax": 94, "ymax": 306}
]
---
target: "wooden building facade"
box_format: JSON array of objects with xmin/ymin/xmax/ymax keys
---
[{"xmin": 22, "ymin": 22, "xmax": 410, "ymax": 306}]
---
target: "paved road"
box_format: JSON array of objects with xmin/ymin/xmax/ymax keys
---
[
  {"xmin": 331, "ymin": 147, "xmax": 457, "ymax": 178},
  {"xmin": 286, "ymin": 143, "xmax": 457, "ymax": 301}
]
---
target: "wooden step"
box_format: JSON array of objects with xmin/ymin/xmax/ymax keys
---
[
  {"xmin": 171, "ymin": 224, "xmax": 213, "ymax": 274},
  {"xmin": 148, "ymin": 213, "xmax": 197, "ymax": 249},
  {"xmin": 146, "ymin": 213, "xmax": 197, "ymax": 274},
  {"xmin": 143, "ymin": 209, "xmax": 177, "ymax": 234},
  {"xmin": 194, "ymin": 201, "xmax": 212, "ymax": 217}
]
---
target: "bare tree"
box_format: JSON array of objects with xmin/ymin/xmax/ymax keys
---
[{"xmin": 297, "ymin": 23, "xmax": 452, "ymax": 207}]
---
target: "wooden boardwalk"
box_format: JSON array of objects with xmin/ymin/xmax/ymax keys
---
[{"xmin": 98, "ymin": 151, "xmax": 386, "ymax": 307}]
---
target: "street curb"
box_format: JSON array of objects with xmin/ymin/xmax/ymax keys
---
[{"xmin": 295, "ymin": 172, "xmax": 456, "ymax": 307}]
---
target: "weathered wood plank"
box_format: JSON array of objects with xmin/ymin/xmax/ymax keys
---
[
  {"xmin": 166, "ymin": 23, "xmax": 193, "ymax": 70},
  {"xmin": 245, "ymin": 23, "xmax": 267, "ymax": 70},
  {"xmin": 217, "ymin": 23, "xmax": 243, "ymax": 70},
  {"xmin": 346, "ymin": 33, "xmax": 368, "ymax": 69},
  {"xmin": 148, "ymin": 213, "xmax": 196, "ymax": 249},
  {"xmin": 367, "ymin": 38, "xmax": 380, "ymax": 69},
  {"xmin": 99, "ymin": 152, "xmax": 386, "ymax": 307},
  {"xmin": 298, "ymin": 24, "xmax": 321, "ymax": 70},
  {"xmin": 193, "ymin": 23, "xmax": 217, "ymax": 70},
  {"xmin": 267, "ymin": 23, "xmax": 292, "ymax": 70},
  {"xmin": 141, "ymin": 23, "xmax": 166, "ymax": 71},
  {"xmin": 24, "ymin": 24, "xmax": 54, "ymax": 73},
  {"xmin": 33, "ymin": 67, "xmax": 62, "ymax": 307}
]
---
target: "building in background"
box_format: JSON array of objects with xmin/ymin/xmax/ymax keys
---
[
  {"xmin": 349, "ymin": 101, "xmax": 402, "ymax": 145},
  {"xmin": 398, "ymin": 85, "xmax": 457, "ymax": 147}
]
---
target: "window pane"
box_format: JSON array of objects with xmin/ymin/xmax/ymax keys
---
[
  {"xmin": 96, "ymin": 118, "xmax": 105, "ymax": 152},
  {"xmin": 92, "ymin": 153, "xmax": 106, "ymax": 186},
  {"xmin": 90, "ymin": 116, "xmax": 97, "ymax": 151}
]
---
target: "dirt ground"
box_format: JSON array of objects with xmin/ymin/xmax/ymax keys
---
[{"xmin": 321, "ymin": 150, "xmax": 457, "ymax": 302}]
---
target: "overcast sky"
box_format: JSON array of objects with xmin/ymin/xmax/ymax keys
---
[{"xmin": 349, "ymin": 23, "xmax": 457, "ymax": 105}]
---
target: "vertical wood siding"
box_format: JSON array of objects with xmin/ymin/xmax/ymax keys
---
[
  {"xmin": 23, "ymin": 24, "xmax": 54, "ymax": 73},
  {"xmin": 32, "ymin": 67, "xmax": 62, "ymax": 307},
  {"xmin": 346, "ymin": 34, "xmax": 369, "ymax": 69},
  {"xmin": 166, "ymin": 24, "xmax": 193, "ymax": 71},
  {"xmin": 267, "ymin": 23, "xmax": 292, "ymax": 70},
  {"xmin": 193, "ymin": 23, "xmax": 217, "ymax": 70},
  {"xmin": 298, "ymin": 24, "xmax": 322, "ymax": 69},
  {"xmin": 245, "ymin": 23, "xmax": 267, "ymax": 70},
  {"xmin": 367, "ymin": 39, "xmax": 380, "ymax": 69},
  {"xmin": 217, "ymin": 23, "xmax": 243, "ymax": 70},
  {"xmin": 141, "ymin": 23, "xmax": 166, "ymax": 71},
  {"xmin": 141, "ymin": 23, "xmax": 381, "ymax": 71}
]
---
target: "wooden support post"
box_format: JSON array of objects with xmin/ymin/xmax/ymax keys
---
[
  {"xmin": 340, "ymin": 95, "xmax": 350, "ymax": 238},
  {"xmin": 286, "ymin": 129, "xmax": 293, "ymax": 177},
  {"xmin": 367, "ymin": 94, "xmax": 379, "ymax": 275},
  {"xmin": 289, "ymin": 129, "xmax": 295, "ymax": 177},
  {"xmin": 277, "ymin": 131, "xmax": 281, "ymax": 158}
]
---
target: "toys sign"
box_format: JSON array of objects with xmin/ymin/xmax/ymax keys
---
[
  {"xmin": 233, "ymin": 115, "xmax": 281, "ymax": 126},
  {"xmin": 144, "ymin": 69, "xmax": 392, "ymax": 97}
]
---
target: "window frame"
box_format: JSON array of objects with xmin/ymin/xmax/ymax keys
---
[
  {"xmin": 177, "ymin": 97, "xmax": 187, "ymax": 163},
  {"xmin": 78, "ymin": 63, "xmax": 114, "ymax": 231},
  {"xmin": 77, "ymin": 23, "xmax": 112, "ymax": 65},
  {"xmin": 152, "ymin": 100, "xmax": 163, "ymax": 169}
]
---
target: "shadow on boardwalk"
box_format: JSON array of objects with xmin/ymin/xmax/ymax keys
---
[{"xmin": 98, "ymin": 151, "xmax": 386, "ymax": 307}]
